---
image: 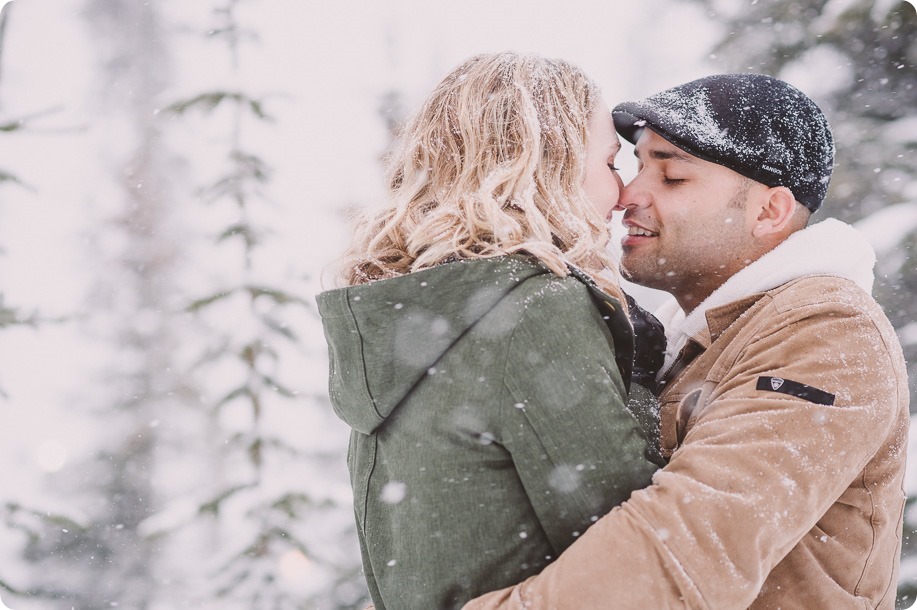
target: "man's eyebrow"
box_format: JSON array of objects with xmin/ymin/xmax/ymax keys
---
[{"xmin": 634, "ymin": 147, "xmax": 698, "ymax": 163}]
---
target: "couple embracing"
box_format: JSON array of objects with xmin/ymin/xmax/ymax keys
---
[{"xmin": 318, "ymin": 53, "xmax": 908, "ymax": 609}]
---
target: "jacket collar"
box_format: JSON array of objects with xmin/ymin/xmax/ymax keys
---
[
  {"xmin": 656, "ymin": 219, "xmax": 876, "ymax": 376},
  {"xmin": 702, "ymin": 292, "xmax": 763, "ymax": 345}
]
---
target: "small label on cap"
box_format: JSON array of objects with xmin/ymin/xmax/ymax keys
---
[{"xmin": 761, "ymin": 163, "xmax": 784, "ymax": 176}]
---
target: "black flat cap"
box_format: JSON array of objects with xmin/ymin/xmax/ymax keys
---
[{"xmin": 613, "ymin": 74, "xmax": 834, "ymax": 212}]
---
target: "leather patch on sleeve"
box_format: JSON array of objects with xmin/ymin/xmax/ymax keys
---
[{"xmin": 756, "ymin": 376, "xmax": 835, "ymax": 406}]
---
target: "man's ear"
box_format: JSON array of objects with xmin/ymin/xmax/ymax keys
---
[{"xmin": 752, "ymin": 186, "xmax": 797, "ymax": 238}]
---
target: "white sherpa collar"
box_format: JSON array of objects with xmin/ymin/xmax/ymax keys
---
[{"xmin": 655, "ymin": 218, "xmax": 877, "ymax": 376}]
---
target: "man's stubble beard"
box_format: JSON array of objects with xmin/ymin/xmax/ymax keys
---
[{"xmin": 619, "ymin": 177, "xmax": 753, "ymax": 298}]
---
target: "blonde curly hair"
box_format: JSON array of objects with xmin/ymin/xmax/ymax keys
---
[{"xmin": 338, "ymin": 52, "xmax": 625, "ymax": 303}]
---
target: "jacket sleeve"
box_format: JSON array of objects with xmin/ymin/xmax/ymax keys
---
[
  {"xmin": 496, "ymin": 280, "xmax": 658, "ymax": 556},
  {"xmin": 466, "ymin": 296, "xmax": 904, "ymax": 609}
]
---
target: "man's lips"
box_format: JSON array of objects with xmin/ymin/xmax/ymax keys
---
[{"xmin": 621, "ymin": 223, "xmax": 659, "ymax": 247}]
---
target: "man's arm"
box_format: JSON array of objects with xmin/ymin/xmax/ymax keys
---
[{"xmin": 466, "ymin": 297, "xmax": 903, "ymax": 609}]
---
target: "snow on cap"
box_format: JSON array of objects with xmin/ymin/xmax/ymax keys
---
[{"xmin": 613, "ymin": 73, "xmax": 835, "ymax": 212}]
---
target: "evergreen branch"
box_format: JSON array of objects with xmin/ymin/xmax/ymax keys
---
[
  {"xmin": 206, "ymin": 25, "xmax": 235, "ymax": 38},
  {"xmin": 0, "ymin": 574, "xmax": 70, "ymax": 600},
  {"xmin": 0, "ymin": 106, "xmax": 66, "ymax": 132},
  {"xmin": 216, "ymin": 222, "xmax": 259, "ymax": 245},
  {"xmin": 199, "ymin": 174, "xmax": 245, "ymax": 204},
  {"xmin": 223, "ymin": 430, "xmax": 302, "ymax": 458},
  {"xmin": 185, "ymin": 338, "xmax": 233, "ymax": 371},
  {"xmin": 205, "ymin": 25, "xmax": 260, "ymax": 45},
  {"xmin": 270, "ymin": 492, "xmax": 311, "ymax": 518},
  {"xmin": 246, "ymin": 98, "xmax": 270, "ymax": 121},
  {"xmin": 198, "ymin": 153, "xmax": 271, "ymax": 206},
  {"xmin": 0, "ymin": 302, "xmax": 42, "ymax": 329},
  {"xmin": 213, "ymin": 385, "xmax": 253, "ymax": 411},
  {"xmin": 0, "ymin": 168, "xmax": 22, "ymax": 185},
  {"xmin": 0, "ymin": 309, "xmax": 38, "ymax": 328},
  {"xmin": 0, "ymin": 305, "xmax": 18, "ymax": 329},
  {"xmin": 229, "ymin": 150, "xmax": 270, "ymax": 183},
  {"xmin": 186, "ymin": 289, "xmax": 237, "ymax": 312},
  {"xmin": 0, "ymin": 575, "xmax": 25, "ymax": 596},
  {"xmin": 261, "ymin": 373, "xmax": 297, "ymax": 399},
  {"xmin": 261, "ymin": 314, "xmax": 298, "ymax": 342},
  {"xmin": 165, "ymin": 91, "xmax": 273, "ymax": 121},
  {"xmin": 199, "ymin": 178, "xmax": 268, "ymax": 210},
  {"xmin": 0, "ymin": 167, "xmax": 37, "ymax": 192},
  {"xmin": 244, "ymin": 285, "xmax": 308, "ymax": 306},
  {"xmin": 0, "ymin": 119, "xmax": 22, "ymax": 132},
  {"xmin": 166, "ymin": 92, "xmax": 234, "ymax": 115},
  {"xmin": 240, "ymin": 341, "xmax": 262, "ymax": 366},
  {"xmin": 186, "ymin": 284, "xmax": 308, "ymax": 316},
  {"xmin": 248, "ymin": 436, "xmax": 262, "ymax": 466},
  {"xmin": 4, "ymin": 502, "xmax": 89, "ymax": 537},
  {"xmin": 2, "ymin": 506, "xmax": 38, "ymax": 544},
  {"xmin": 225, "ymin": 433, "xmax": 309, "ymax": 459},
  {"xmin": 198, "ymin": 482, "xmax": 256, "ymax": 516},
  {"xmin": 269, "ymin": 492, "xmax": 339, "ymax": 518}
]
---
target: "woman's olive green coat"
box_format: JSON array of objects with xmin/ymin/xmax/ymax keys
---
[{"xmin": 317, "ymin": 256, "xmax": 657, "ymax": 609}]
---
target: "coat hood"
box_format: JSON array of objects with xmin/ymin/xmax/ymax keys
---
[{"xmin": 317, "ymin": 257, "xmax": 554, "ymax": 435}]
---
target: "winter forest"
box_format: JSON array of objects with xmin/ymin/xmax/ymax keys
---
[{"xmin": 0, "ymin": 0, "xmax": 914, "ymax": 608}]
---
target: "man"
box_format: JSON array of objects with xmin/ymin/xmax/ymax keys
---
[{"xmin": 465, "ymin": 74, "xmax": 909, "ymax": 608}]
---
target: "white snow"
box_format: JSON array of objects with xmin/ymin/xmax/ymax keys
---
[
  {"xmin": 0, "ymin": 0, "xmax": 913, "ymax": 606},
  {"xmin": 854, "ymin": 202, "xmax": 917, "ymax": 257}
]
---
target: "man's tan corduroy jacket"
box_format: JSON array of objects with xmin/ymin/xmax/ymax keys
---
[{"xmin": 466, "ymin": 275, "xmax": 909, "ymax": 609}]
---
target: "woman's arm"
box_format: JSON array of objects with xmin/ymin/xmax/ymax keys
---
[{"xmin": 497, "ymin": 277, "xmax": 658, "ymax": 554}]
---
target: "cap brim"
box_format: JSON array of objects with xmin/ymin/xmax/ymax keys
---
[
  {"xmin": 612, "ymin": 106, "xmax": 645, "ymax": 145},
  {"xmin": 612, "ymin": 101, "xmax": 776, "ymax": 186},
  {"xmin": 613, "ymin": 102, "xmax": 722, "ymax": 167}
]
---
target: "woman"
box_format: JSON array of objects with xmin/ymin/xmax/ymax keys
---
[{"xmin": 317, "ymin": 52, "xmax": 658, "ymax": 609}]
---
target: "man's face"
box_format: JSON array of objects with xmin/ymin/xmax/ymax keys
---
[{"xmin": 615, "ymin": 129, "xmax": 762, "ymax": 312}]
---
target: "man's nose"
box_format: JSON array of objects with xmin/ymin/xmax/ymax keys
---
[{"xmin": 613, "ymin": 177, "xmax": 649, "ymax": 212}]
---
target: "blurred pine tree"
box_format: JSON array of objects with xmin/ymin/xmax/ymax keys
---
[
  {"xmin": 157, "ymin": 0, "xmax": 365, "ymax": 606},
  {"xmin": 2, "ymin": 0, "xmax": 182, "ymax": 607},
  {"xmin": 0, "ymin": 3, "xmax": 33, "ymax": 398}
]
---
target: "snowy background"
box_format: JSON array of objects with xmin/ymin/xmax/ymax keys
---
[{"xmin": 0, "ymin": 0, "xmax": 914, "ymax": 608}]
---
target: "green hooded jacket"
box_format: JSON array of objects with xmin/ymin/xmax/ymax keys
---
[{"xmin": 317, "ymin": 256, "xmax": 657, "ymax": 609}]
